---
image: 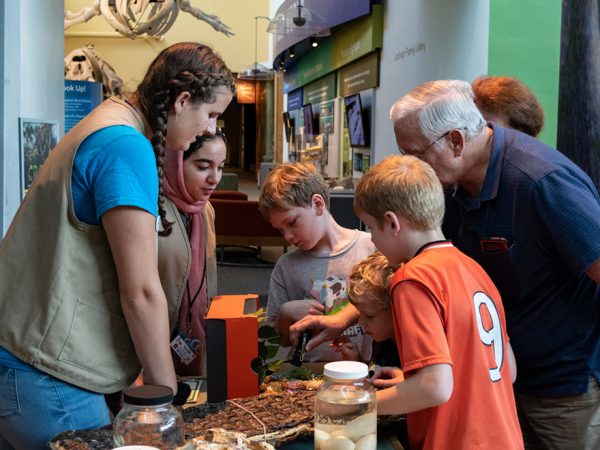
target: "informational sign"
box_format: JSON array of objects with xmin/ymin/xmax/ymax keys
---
[
  {"xmin": 236, "ymin": 80, "xmax": 256, "ymax": 104},
  {"xmin": 304, "ymin": 73, "xmax": 336, "ymax": 105},
  {"xmin": 287, "ymin": 88, "xmax": 304, "ymax": 111},
  {"xmin": 339, "ymin": 52, "xmax": 379, "ymax": 97},
  {"xmin": 64, "ymin": 80, "xmax": 102, "ymax": 133}
]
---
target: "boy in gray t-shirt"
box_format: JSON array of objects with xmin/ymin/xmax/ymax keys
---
[{"xmin": 259, "ymin": 163, "xmax": 374, "ymax": 362}]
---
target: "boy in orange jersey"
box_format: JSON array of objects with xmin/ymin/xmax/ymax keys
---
[{"xmin": 352, "ymin": 155, "xmax": 523, "ymax": 450}]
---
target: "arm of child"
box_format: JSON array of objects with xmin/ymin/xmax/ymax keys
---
[
  {"xmin": 275, "ymin": 300, "xmax": 324, "ymax": 346},
  {"xmin": 289, "ymin": 303, "xmax": 360, "ymax": 350},
  {"xmin": 376, "ymin": 364, "xmax": 453, "ymax": 415},
  {"xmin": 507, "ymin": 341, "xmax": 517, "ymax": 383},
  {"xmin": 331, "ymin": 336, "xmax": 362, "ymax": 361},
  {"xmin": 369, "ymin": 366, "xmax": 404, "ymax": 388}
]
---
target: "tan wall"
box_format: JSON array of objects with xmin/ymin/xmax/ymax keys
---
[{"xmin": 64, "ymin": 0, "xmax": 271, "ymax": 92}]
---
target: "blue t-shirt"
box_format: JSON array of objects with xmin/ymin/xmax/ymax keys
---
[
  {"xmin": 72, "ymin": 125, "xmax": 158, "ymax": 224},
  {"xmin": 0, "ymin": 126, "xmax": 158, "ymax": 370},
  {"xmin": 443, "ymin": 124, "xmax": 600, "ymax": 396}
]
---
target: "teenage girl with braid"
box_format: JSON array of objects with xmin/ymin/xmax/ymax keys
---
[{"xmin": 0, "ymin": 42, "xmax": 234, "ymax": 449}]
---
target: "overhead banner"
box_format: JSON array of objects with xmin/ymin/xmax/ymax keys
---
[
  {"xmin": 283, "ymin": 4, "xmax": 383, "ymax": 94},
  {"xmin": 236, "ymin": 80, "xmax": 256, "ymax": 104},
  {"xmin": 303, "ymin": 73, "xmax": 336, "ymax": 105},
  {"xmin": 287, "ymin": 88, "xmax": 304, "ymax": 110},
  {"xmin": 339, "ymin": 51, "xmax": 379, "ymax": 97}
]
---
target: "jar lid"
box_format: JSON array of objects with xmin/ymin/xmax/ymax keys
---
[
  {"xmin": 323, "ymin": 361, "xmax": 369, "ymax": 379},
  {"xmin": 122, "ymin": 385, "xmax": 174, "ymax": 406}
]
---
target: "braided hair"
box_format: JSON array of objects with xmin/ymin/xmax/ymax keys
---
[
  {"xmin": 135, "ymin": 42, "xmax": 235, "ymax": 235},
  {"xmin": 183, "ymin": 128, "xmax": 227, "ymax": 161}
]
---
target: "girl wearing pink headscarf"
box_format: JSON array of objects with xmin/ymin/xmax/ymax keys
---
[{"xmin": 160, "ymin": 131, "xmax": 226, "ymax": 376}]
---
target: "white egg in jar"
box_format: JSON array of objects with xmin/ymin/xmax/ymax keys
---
[
  {"xmin": 319, "ymin": 435, "xmax": 356, "ymax": 450},
  {"xmin": 354, "ymin": 433, "xmax": 377, "ymax": 450},
  {"xmin": 342, "ymin": 412, "xmax": 377, "ymax": 441}
]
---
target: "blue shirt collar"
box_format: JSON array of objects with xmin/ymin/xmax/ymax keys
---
[{"xmin": 453, "ymin": 122, "xmax": 506, "ymax": 208}]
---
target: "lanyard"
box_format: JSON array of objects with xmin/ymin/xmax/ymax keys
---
[{"xmin": 186, "ymin": 253, "xmax": 207, "ymax": 336}]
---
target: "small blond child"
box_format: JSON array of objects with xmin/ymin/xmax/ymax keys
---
[
  {"xmin": 352, "ymin": 155, "xmax": 523, "ymax": 450},
  {"xmin": 348, "ymin": 251, "xmax": 398, "ymax": 347},
  {"xmin": 259, "ymin": 162, "xmax": 374, "ymax": 362}
]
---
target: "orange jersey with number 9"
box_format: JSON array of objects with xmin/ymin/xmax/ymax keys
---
[{"xmin": 391, "ymin": 242, "xmax": 523, "ymax": 450}]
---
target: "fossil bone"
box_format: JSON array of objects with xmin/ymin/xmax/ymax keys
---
[{"xmin": 64, "ymin": 0, "xmax": 234, "ymax": 39}]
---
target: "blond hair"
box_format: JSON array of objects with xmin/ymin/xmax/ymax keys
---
[
  {"xmin": 258, "ymin": 162, "xmax": 330, "ymax": 218},
  {"xmin": 348, "ymin": 251, "xmax": 398, "ymax": 310},
  {"xmin": 354, "ymin": 155, "xmax": 444, "ymax": 230}
]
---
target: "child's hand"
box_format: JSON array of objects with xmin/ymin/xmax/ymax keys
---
[
  {"xmin": 330, "ymin": 336, "xmax": 362, "ymax": 361},
  {"xmin": 279, "ymin": 300, "xmax": 324, "ymax": 323},
  {"xmin": 369, "ymin": 366, "xmax": 404, "ymax": 389}
]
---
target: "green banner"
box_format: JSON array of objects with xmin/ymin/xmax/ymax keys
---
[
  {"xmin": 303, "ymin": 73, "xmax": 336, "ymax": 104},
  {"xmin": 332, "ymin": 4, "xmax": 383, "ymax": 68},
  {"xmin": 339, "ymin": 51, "xmax": 379, "ymax": 97}
]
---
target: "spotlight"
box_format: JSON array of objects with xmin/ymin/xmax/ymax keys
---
[
  {"xmin": 310, "ymin": 36, "xmax": 318, "ymax": 48},
  {"xmin": 289, "ymin": 46, "xmax": 295, "ymax": 58}
]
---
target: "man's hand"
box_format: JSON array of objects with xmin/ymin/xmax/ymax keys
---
[{"xmin": 290, "ymin": 312, "xmax": 355, "ymax": 351}]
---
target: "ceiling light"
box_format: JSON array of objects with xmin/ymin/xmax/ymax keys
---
[
  {"xmin": 267, "ymin": 1, "xmax": 330, "ymax": 37},
  {"xmin": 310, "ymin": 36, "xmax": 318, "ymax": 48},
  {"xmin": 237, "ymin": 16, "xmax": 275, "ymax": 81},
  {"xmin": 289, "ymin": 46, "xmax": 295, "ymax": 58},
  {"xmin": 238, "ymin": 62, "xmax": 276, "ymax": 81}
]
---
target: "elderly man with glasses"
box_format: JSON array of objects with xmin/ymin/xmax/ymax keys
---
[{"xmin": 389, "ymin": 79, "xmax": 600, "ymax": 449}]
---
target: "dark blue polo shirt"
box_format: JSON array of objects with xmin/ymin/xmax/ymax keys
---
[{"xmin": 443, "ymin": 124, "xmax": 600, "ymax": 397}]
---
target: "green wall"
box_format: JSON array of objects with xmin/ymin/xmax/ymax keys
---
[{"xmin": 488, "ymin": 0, "xmax": 562, "ymax": 146}]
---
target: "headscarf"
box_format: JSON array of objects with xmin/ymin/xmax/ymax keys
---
[{"xmin": 164, "ymin": 147, "xmax": 207, "ymax": 376}]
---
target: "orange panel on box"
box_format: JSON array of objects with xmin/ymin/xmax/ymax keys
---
[{"xmin": 206, "ymin": 294, "xmax": 259, "ymax": 403}]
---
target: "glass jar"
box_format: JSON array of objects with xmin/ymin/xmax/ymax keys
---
[
  {"xmin": 315, "ymin": 361, "xmax": 376, "ymax": 450},
  {"xmin": 113, "ymin": 385, "xmax": 184, "ymax": 449}
]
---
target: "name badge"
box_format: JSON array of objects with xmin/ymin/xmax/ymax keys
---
[{"xmin": 170, "ymin": 332, "xmax": 197, "ymax": 365}]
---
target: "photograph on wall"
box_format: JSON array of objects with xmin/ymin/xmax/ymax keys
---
[{"xmin": 19, "ymin": 118, "xmax": 59, "ymax": 198}]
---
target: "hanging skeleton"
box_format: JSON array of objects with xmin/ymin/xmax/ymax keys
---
[
  {"xmin": 64, "ymin": 0, "xmax": 235, "ymax": 39},
  {"xmin": 64, "ymin": 44, "xmax": 123, "ymax": 98}
]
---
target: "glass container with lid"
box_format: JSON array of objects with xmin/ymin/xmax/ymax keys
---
[
  {"xmin": 113, "ymin": 385, "xmax": 184, "ymax": 449},
  {"xmin": 314, "ymin": 361, "xmax": 377, "ymax": 450}
]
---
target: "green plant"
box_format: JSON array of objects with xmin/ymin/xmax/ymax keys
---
[{"xmin": 250, "ymin": 309, "xmax": 284, "ymax": 385}]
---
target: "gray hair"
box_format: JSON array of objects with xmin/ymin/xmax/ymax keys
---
[{"xmin": 389, "ymin": 80, "xmax": 486, "ymax": 142}]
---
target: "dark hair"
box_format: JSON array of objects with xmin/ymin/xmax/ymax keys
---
[
  {"xmin": 135, "ymin": 42, "xmax": 235, "ymax": 235},
  {"xmin": 472, "ymin": 76, "xmax": 544, "ymax": 137},
  {"xmin": 183, "ymin": 129, "xmax": 227, "ymax": 160}
]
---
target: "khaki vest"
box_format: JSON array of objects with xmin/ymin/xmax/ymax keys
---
[
  {"xmin": 158, "ymin": 197, "xmax": 217, "ymax": 325},
  {"xmin": 0, "ymin": 97, "xmax": 186, "ymax": 393}
]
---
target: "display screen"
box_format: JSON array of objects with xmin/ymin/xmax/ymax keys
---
[
  {"xmin": 283, "ymin": 111, "xmax": 294, "ymax": 142},
  {"xmin": 303, "ymin": 104, "xmax": 314, "ymax": 143},
  {"xmin": 344, "ymin": 93, "xmax": 368, "ymax": 147}
]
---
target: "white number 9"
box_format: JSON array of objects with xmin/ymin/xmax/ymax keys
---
[{"xmin": 473, "ymin": 291, "xmax": 504, "ymax": 382}]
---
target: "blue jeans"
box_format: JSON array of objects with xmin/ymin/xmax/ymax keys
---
[{"xmin": 0, "ymin": 363, "xmax": 111, "ymax": 449}]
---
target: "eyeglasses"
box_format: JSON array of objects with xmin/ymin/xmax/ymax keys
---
[{"xmin": 399, "ymin": 130, "xmax": 452, "ymax": 156}]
